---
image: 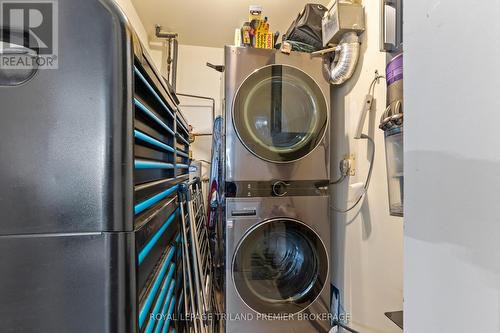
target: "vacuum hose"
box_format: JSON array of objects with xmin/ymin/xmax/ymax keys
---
[{"xmin": 323, "ymin": 32, "xmax": 360, "ymax": 85}]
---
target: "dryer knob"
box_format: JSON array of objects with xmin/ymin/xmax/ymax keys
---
[{"xmin": 272, "ymin": 181, "xmax": 290, "ymax": 197}]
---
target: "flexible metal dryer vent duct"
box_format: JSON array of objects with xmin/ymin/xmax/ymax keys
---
[{"xmin": 323, "ymin": 32, "xmax": 360, "ymax": 85}]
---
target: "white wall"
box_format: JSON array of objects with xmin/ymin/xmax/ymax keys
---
[
  {"xmin": 331, "ymin": 1, "xmax": 403, "ymax": 332},
  {"xmin": 151, "ymin": 43, "xmax": 224, "ymax": 180},
  {"xmin": 176, "ymin": 45, "xmax": 225, "ymax": 180},
  {"xmin": 405, "ymin": 1, "xmax": 500, "ymax": 332}
]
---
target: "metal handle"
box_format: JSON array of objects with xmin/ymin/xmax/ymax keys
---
[
  {"xmin": 231, "ymin": 210, "xmax": 257, "ymax": 217},
  {"xmin": 380, "ymin": 0, "xmax": 402, "ymax": 52}
]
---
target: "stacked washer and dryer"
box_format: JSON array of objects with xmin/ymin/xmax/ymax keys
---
[{"xmin": 224, "ymin": 46, "xmax": 332, "ymax": 333}]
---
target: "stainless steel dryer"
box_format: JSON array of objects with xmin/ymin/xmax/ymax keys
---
[
  {"xmin": 225, "ymin": 195, "xmax": 331, "ymax": 333},
  {"xmin": 225, "ymin": 46, "xmax": 331, "ymax": 183}
]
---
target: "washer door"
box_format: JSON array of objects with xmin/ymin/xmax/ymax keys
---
[
  {"xmin": 232, "ymin": 218, "xmax": 328, "ymax": 316},
  {"xmin": 233, "ymin": 65, "xmax": 328, "ymax": 163}
]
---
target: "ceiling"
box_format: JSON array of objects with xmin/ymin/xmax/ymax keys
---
[{"xmin": 131, "ymin": 0, "xmax": 329, "ymax": 48}]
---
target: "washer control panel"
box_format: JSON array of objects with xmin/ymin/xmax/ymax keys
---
[{"xmin": 225, "ymin": 180, "xmax": 329, "ymax": 198}]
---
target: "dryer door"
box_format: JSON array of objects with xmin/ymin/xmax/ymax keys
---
[
  {"xmin": 232, "ymin": 218, "xmax": 328, "ymax": 316},
  {"xmin": 233, "ymin": 65, "xmax": 328, "ymax": 163}
]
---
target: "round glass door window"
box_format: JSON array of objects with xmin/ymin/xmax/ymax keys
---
[
  {"xmin": 232, "ymin": 218, "xmax": 328, "ymax": 316},
  {"xmin": 233, "ymin": 65, "xmax": 328, "ymax": 163}
]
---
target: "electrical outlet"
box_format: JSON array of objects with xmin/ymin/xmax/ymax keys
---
[{"xmin": 343, "ymin": 154, "xmax": 356, "ymax": 176}]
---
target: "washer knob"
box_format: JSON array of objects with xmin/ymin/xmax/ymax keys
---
[{"xmin": 272, "ymin": 181, "xmax": 290, "ymax": 197}]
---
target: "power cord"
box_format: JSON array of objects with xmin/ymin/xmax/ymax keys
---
[
  {"xmin": 331, "ymin": 134, "xmax": 374, "ymax": 213},
  {"xmin": 330, "ymin": 71, "xmax": 383, "ymax": 213}
]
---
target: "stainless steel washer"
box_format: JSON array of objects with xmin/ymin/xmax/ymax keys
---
[
  {"xmin": 225, "ymin": 46, "xmax": 331, "ymax": 182},
  {"xmin": 225, "ymin": 196, "xmax": 331, "ymax": 333}
]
